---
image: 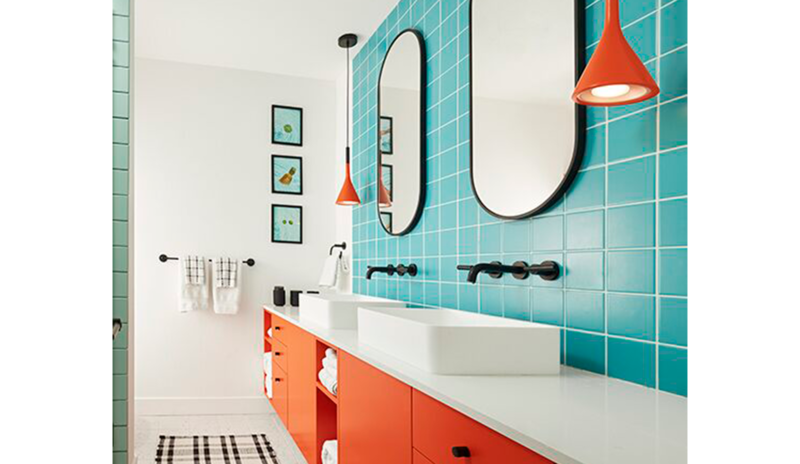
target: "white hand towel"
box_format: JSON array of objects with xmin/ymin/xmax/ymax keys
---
[
  {"xmin": 321, "ymin": 440, "xmax": 338, "ymax": 464},
  {"xmin": 180, "ymin": 256, "xmax": 209, "ymax": 312},
  {"xmin": 322, "ymin": 356, "xmax": 337, "ymax": 374},
  {"xmin": 318, "ymin": 255, "xmax": 340, "ymax": 288},
  {"xmin": 212, "ymin": 258, "xmax": 241, "ymax": 315},
  {"xmin": 318, "ymin": 368, "xmax": 338, "ymax": 396}
]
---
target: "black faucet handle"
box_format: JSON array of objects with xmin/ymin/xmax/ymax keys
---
[{"xmin": 396, "ymin": 263, "xmax": 418, "ymax": 277}]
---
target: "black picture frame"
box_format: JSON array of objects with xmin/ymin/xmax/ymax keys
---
[
  {"xmin": 272, "ymin": 105, "xmax": 304, "ymax": 147},
  {"xmin": 381, "ymin": 164, "xmax": 393, "ymax": 201},
  {"xmin": 376, "ymin": 29, "xmax": 427, "ymax": 237},
  {"xmin": 379, "ymin": 116, "xmax": 394, "ymax": 154},
  {"xmin": 271, "ymin": 204, "xmax": 303, "ymax": 244},
  {"xmin": 468, "ymin": 0, "xmax": 586, "ymax": 220},
  {"xmin": 271, "ymin": 155, "xmax": 303, "ymax": 195}
]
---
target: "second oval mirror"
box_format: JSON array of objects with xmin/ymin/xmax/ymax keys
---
[
  {"xmin": 471, "ymin": 0, "xmax": 585, "ymax": 219},
  {"xmin": 377, "ymin": 30, "xmax": 426, "ymax": 235}
]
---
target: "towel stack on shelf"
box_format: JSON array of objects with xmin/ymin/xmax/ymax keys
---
[
  {"xmin": 321, "ymin": 439, "xmax": 338, "ymax": 464},
  {"xmin": 263, "ymin": 352, "xmax": 273, "ymax": 398},
  {"xmin": 318, "ymin": 348, "xmax": 338, "ymax": 396}
]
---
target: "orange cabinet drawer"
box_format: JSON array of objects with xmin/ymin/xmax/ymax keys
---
[
  {"xmin": 271, "ymin": 337, "xmax": 289, "ymax": 373},
  {"xmin": 412, "ymin": 390, "xmax": 552, "ymax": 464},
  {"xmin": 413, "ymin": 449, "xmax": 435, "ymax": 464},
  {"xmin": 271, "ymin": 316, "xmax": 291, "ymax": 345},
  {"xmin": 271, "ymin": 364, "xmax": 289, "ymax": 427}
]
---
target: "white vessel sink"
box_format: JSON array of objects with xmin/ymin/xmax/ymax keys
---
[
  {"xmin": 298, "ymin": 293, "xmax": 406, "ymax": 329},
  {"xmin": 358, "ymin": 307, "xmax": 560, "ymax": 375}
]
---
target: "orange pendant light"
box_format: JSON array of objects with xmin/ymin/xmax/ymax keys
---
[
  {"xmin": 336, "ymin": 33, "xmax": 361, "ymax": 206},
  {"xmin": 572, "ymin": 0, "xmax": 659, "ymax": 106}
]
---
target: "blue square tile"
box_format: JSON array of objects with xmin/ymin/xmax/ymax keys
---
[
  {"xmin": 586, "ymin": 106, "xmax": 606, "ymax": 127},
  {"xmin": 659, "ymin": 148, "xmax": 688, "ymax": 198},
  {"xmin": 660, "ymin": 47, "xmax": 688, "ymax": 101},
  {"xmin": 566, "ymin": 210, "xmax": 604, "ymax": 250},
  {"xmin": 441, "ymin": 283, "xmax": 458, "ymax": 309},
  {"xmin": 424, "ymin": 257, "xmax": 440, "ymax": 281},
  {"xmin": 608, "ymin": 156, "xmax": 656, "ymax": 205},
  {"xmin": 532, "ymin": 216, "xmax": 564, "ymax": 251},
  {"xmin": 503, "ymin": 221, "xmax": 530, "ymax": 253},
  {"xmin": 480, "ymin": 223, "xmax": 502, "ymax": 254},
  {"xmin": 458, "ymin": 199, "xmax": 477, "ymax": 226},
  {"xmin": 585, "ymin": 0, "xmax": 605, "ymax": 44},
  {"xmin": 608, "ymin": 338, "xmax": 656, "ymax": 387},
  {"xmin": 532, "ymin": 288, "xmax": 564, "ymax": 326},
  {"xmin": 565, "ymin": 252, "xmax": 604, "ymax": 291},
  {"xmin": 532, "ymin": 253, "xmax": 565, "ymax": 289},
  {"xmin": 661, "ymin": 0, "xmax": 687, "ymax": 53},
  {"xmin": 608, "ymin": 108, "xmax": 657, "ymax": 162},
  {"xmin": 440, "ymin": 175, "xmax": 458, "ymax": 204},
  {"xmin": 658, "ymin": 345, "xmax": 688, "ymax": 396},
  {"xmin": 608, "ymin": 250, "xmax": 655, "ymax": 294},
  {"xmin": 441, "ymin": 203, "xmax": 457, "ymax": 230},
  {"xmin": 480, "ymin": 286, "xmax": 503, "ymax": 317},
  {"xmin": 424, "ymin": 282, "xmax": 440, "ymax": 307},
  {"xmin": 607, "ymin": 294, "xmax": 655, "ymax": 341},
  {"xmin": 659, "ymin": 248, "xmax": 688, "ymax": 296},
  {"xmin": 622, "ymin": 14, "xmax": 657, "ymax": 63},
  {"xmin": 660, "ymin": 297, "xmax": 688, "ymax": 346},
  {"xmin": 441, "ymin": 256, "xmax": 458, "ymax": 282},
  {"xmin": 458, "ymin": 172, "xmax": 474, "ymax": 200},
  {"xmin": 458, "ymin": 227, "xmax": 478, "ymax": 255},
  {"xmin": 659, "ymin": 199, "xmax": 688, "ymax": 247},
  {"xmin": 566, "ymin": 331, "xmax": 605, "ymax": 375},
  {"xmin": 607, "ymin": 203, "xmax": 656, "ymax": 248},
  {"xmin": 583, "ymin": 126, "xmax": 606, "ymax": 169},
  {"xmin": 566, "ymin": 168, "xmax": 605, "ymax": 211},
  {"xmin": 620, "ymin": 0, "xmax": 657, "ymax": 26},
  {"xmin": 504, "ymin": 287, "xmax": 531, "ymax": 321},
  {"xmin": 659, "ymin": 98, "xmax": 688, "ymax": 150},
  {"xmin": 566, "ymin": 291, "xmax": 605, "ymax": 333}
]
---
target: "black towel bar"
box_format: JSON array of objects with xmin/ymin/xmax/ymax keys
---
[
  {"xmin": 158, "ymin": 254, "xmax": 255, "ymax": 267},
  {"xmin": 329, "ymin": 242, "xmax": 347, "ymax": 257}
]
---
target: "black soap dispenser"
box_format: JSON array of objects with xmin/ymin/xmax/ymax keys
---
[{"xmin": 273, "ymin": 286, "xmax": 286, "ymax": 307}]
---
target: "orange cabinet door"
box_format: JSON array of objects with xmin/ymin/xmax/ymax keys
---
[
  {"xmin": 271, "ymin": 364, "xmax": 289, "ymax": 427},
  {"xmin": 271, "ymin": 337, "xmax": 289, "ymax": 373},
  {"xmin": 271, "ymin": 316, "xmax": 291, "ymax": 345},
  {"xmin": 287, "ymin": 326, "xmax": 318, "ymax": 464},
  {"xmin": 339, "ymin": 351, "xmax": 412, "ymax": 464},
  {"xmin": 413, "ymin": 449, "xmax": 436, "ymax": 464},
  {"xmin": 412, "ymin": 390, "xmax": 552, "ymax": 464}
]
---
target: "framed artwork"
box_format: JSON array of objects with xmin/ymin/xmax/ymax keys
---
[
  {"xmin": 380, "ymin": 212, "xmax": 393, "ymax": 232},
  {"xmin": 272, "ymin": 204, "xmax": 303, "ymax": 244},
  {"xmin": 272, "ymin": 105, "xmax": 303, "ymax": 146},
  {"xmin": 381, "ymin": 164, "xmax": 393, "ymax": 201},
  {"xmin": 272, "ymin": 155, "xmax": 303, "ymax": 195},
  {"xmin": 379, "ymin": 116, "xmax": 393, "ymax": 154}
]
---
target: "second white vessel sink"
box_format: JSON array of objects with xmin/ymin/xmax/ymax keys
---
[
  {"xmin": 358, "ymin": 307, "xmax": 560, "ymax": 375},
  {"xmin": 298, "ymin": 293, "xmax": 405, "ymax": 329}
]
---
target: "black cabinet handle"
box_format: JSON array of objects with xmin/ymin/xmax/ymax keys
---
[
  {"xmin": 274, "ymin": 326, "xmax": 282, "ymax": 331},
  {"xmin": 274, "ymin": 352, "xmax": 282, "ymax": 356},
  {"xmin": 274, "ymin": 378, "xmax": 283, "ymax": 382},
  {"xmin": 452, "ymin": 446, "xmax": 471, "ymax": 458}
]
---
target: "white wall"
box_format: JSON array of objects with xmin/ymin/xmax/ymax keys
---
[{"xmin": 133, "ymin": 58, "xmax": 342, "ymax": 413}]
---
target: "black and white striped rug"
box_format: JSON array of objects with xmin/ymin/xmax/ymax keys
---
[{"xmin": 155, "ymin": 434, "xmax": 280, "ymax": 463}]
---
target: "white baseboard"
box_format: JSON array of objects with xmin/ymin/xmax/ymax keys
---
[{"xmin": 136, "ymin": 397, "xmax": 273, "ymax": 416}]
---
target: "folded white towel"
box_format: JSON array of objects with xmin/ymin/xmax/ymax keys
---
[
  {"xmin": 180, "ymin": 256, "xmax": 209, "ymax": 312},
  {"xmin": 318, "ymin": 368, "xmax": 338, "ymax": 396},
  {"xmin": 322, "ymin": 356, "xmax": 337, "ymax": 374},
  {"xmin": 321, "ymin": 440, "xmax": 338, "ymax": 464},
  {"xmin": 319, "ymin": 255, "xmax": 340, "ymax": 288},
  {"xmin": 263, "ymin": 353, "xmax": 272, "ymax": 374},
  {"xmin": 267, "ymin": 328, "xmax": 273, "ymax": 338},
  {"xmin": 212, "ymin": 258, "xmax": 240, "ymax": 315},
  {"xmin": 325, "ymin": 348, "xmax": 337, "ymax": 359},
  {"xmin": 265, "ymin": 376, "xmax": 273, "ymax": 399}
]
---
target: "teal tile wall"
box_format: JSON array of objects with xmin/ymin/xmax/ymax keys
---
[
  {"xmin": 351, "ymin": 0, "xmax": 688, "ymax": 396},
  {"xmin": 112, "ymin": 0, "xmax": 130, "ymax": 462}
]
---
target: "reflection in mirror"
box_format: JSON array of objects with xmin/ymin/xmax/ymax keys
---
[
  {"xmin": 471, "ymin": 0, "xmax": 585, "ymax": 219},
  {"xmin": 377, "ymin": 30, "xmax": 426, "ymax": 235}
]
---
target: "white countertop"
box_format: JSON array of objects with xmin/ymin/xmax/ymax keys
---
[{"xmin": 264, "ymin": 305, "xmax": 687, "ymax": 464}]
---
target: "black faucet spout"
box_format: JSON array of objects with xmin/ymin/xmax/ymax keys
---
[{"xmin": 366, "ymin": 264, "xmax": 396, "ymax": 280}]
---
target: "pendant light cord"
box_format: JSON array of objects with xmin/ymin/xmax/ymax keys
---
[{"xmin": 345, "ymin": 45, "xmax": 351, "ymax": 163}]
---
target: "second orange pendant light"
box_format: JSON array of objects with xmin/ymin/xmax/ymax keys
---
[
  {"xmin": 572, "ymin": 0, "xmax": 659, "ymax": 106},
  {"xmin": 336, "ymin": 33, "xmax": 361, "ymax": 206}
]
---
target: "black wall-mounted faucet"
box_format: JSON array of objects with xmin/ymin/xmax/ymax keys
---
[
  {"xmin": 457, "ymin": 261, "xmax": 559, "ymax": 284},
  {"xmin": 366, "ymin": 263, "xmax": 418, "ymax": 280}
]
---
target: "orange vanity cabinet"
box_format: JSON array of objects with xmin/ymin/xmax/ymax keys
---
[
  {"xmin": 413, "ymin": 449, "xmax": 436, "ymax": 464},
  {"xmin": 271, "ymin": 364, "xmax": 288, "ymax": 426},
  {"xmin": 339, "ymin": 351, "xmax": 413, "ymax": 464},
  {"xmin": 412, "ymin": 390, "xmax": 552, "ymax": 464}
]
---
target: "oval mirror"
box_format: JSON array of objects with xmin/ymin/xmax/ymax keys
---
[
  {"xmin": 470, "ymin": 0, "xmax": 585, "ymax": 219},
  {"xmin": 377, "ymin": 30, "xmax": 426, "ymax": 235}
]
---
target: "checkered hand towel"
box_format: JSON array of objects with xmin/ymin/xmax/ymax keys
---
[
  {"xmin": 183, "ymin": 255, "xmax": 206, "ymax": 285},
  {"xmin": 214, "ymin": 257, "xmax": 238, "ymax": 288}
]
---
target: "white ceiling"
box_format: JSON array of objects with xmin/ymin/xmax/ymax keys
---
[{"xmin": 134, "ymin": 0, "xmax": 398, "ymax": 81}]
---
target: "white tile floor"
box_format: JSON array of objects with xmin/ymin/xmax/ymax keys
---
[{"xmin": 134, "ymin": 413, "xmax": 307, "ymax": 464}]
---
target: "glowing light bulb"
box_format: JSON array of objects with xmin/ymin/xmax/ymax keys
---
[{"xmin": 591, "ymin": 84, "xmax": 631, "ymax": 99}]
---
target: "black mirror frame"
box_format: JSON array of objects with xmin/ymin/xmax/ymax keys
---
[
  {"xmin": 469, "ymin": 0, "xmax": 588, "ymax": 220},
  {"xmin": 376, "ymin": 29, "xmax": 427, "ymax": 236}
]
